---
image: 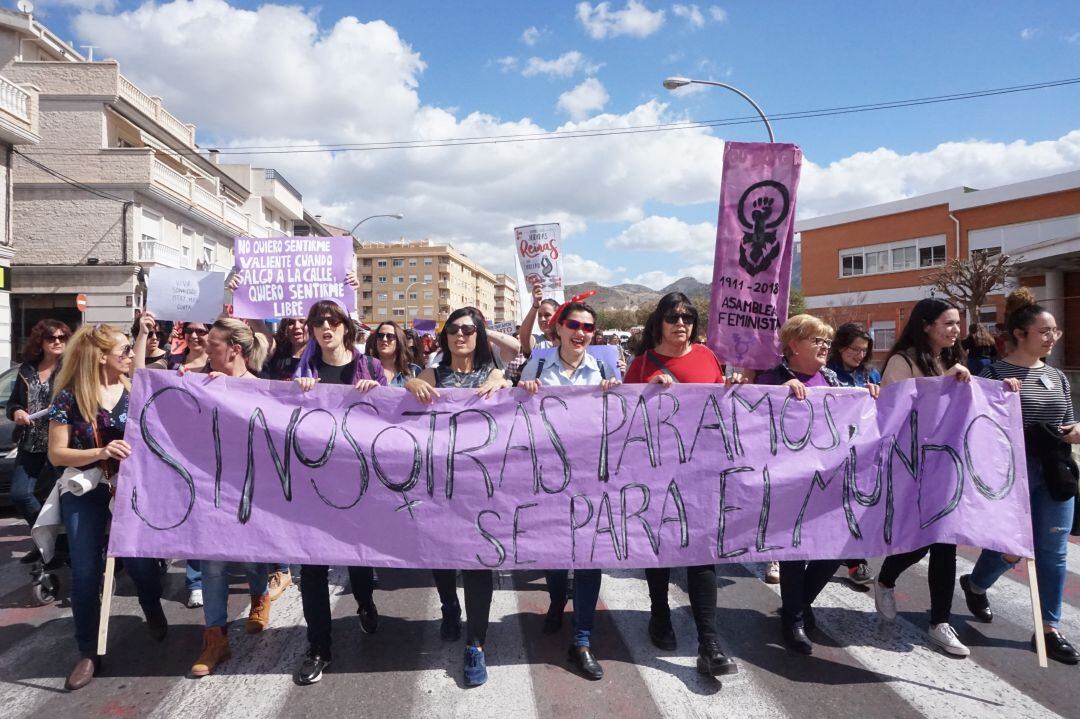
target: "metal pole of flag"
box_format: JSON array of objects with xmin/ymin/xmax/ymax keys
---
[{"xmin": 662, "ymin": 77, "xmax": 775, "ymax": 143}]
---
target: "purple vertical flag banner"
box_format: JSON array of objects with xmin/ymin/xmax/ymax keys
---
[
  {"xmin": 708, "ymin": 142, "xmax": 802, "ymax": 370},
  {"xmin": 109, "ymin": 371, "xmax": 1032, "ymax": 569},
  {"xmin": 232, "ymin": 235, "xmax": 355, "ymax": 319}
]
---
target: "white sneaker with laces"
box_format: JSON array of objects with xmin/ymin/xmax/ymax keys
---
[
  {"xmin": 764, "ymin": 561, "xmax": 780, "ymax": 584},
  {"xmin": 187, "ymin": 589, "xmax": 204, "ymax": 609},
  {"xmin": 928, "ymin": 622, "xmax": 970, "ymax": 657},
  {"xmin": 874, "ymin": 582, "xmax": 897, "ymax": 620}
]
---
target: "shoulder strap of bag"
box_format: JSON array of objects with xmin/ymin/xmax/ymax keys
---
[
  {"xmin": 533, "ymin": 357, "xmax": 546, "ymax": 380},
  {"xmin": 598, "ymin": 361, "xmax": 609, "ymax": 380},
  {"xmin": 646, "ymin": 351, "xmax": 679, "ymax": 383}
]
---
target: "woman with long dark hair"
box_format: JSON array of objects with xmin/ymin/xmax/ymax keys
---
[
  {"xmin": 262, "ymin": 317, "xmax": 308, "ymax": 380},
  {"xmin": 292, "ymin": 300, "xmax": 386, "ymax": 686},
  {"xmin": 170, "ymin": 321, "xmax": 211, "ymax": 372},
  {"xmin": 368, "ymin": 321, "xmax": 421, "ymax": 387},
  {"xmin": 623, "ymin": 292, "xmax": 736, "ymax": 677},
  {"xmin": 131, "ymin": 313, "xmax": 168, "ymax": 370},
  {"xmin": 7, "ymin": 319, "xmax": 68, "ymax": 559},
  {"xmin": 961, "ymin": 322, "xmax": 998, "ymax": 375},
  {"xmin": 962, "ymin": 288, "xmax": 1079, "ymax": 664},
  {"xmin": 874, "ymin": 298, "xmax": 972, "ymax": 657},
  {"xmin": 406, "ymin": 306, "xmax": 510, "ymax": 686}
]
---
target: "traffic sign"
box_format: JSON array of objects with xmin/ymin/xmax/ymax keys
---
[{"xmin": 76, "ymin": 293, "xmax": 87, "ymax": 312}]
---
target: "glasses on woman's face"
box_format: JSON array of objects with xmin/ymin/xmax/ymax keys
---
[
  {"xmin": 1035, "ymin": 328, "xmax": 1064, "ymax": 340},
  {"xmin": 376, "ymin": 332, "xmax": 397, "ymax": 342},
  {"xmin": 842, "ymin": 345, "xmax": 868, "ymax": 356},
  {"xmin": 314, "ymin": 316, "xmax": 344, "ymax": 328},
  {"xmin": 445, "ymin": 322, "xmax": 478, "ymax": 337},
  {"xmin": 663, "ymin": 311, "xmax": 696, "ymax": 326},
  {"xmin": 562, "ymin": 319, "xmax": 596, "ymax": 333},
  {"xmin": 184, "ymin": 327, "xmax": 209, "ymax": 337},
  {"xmin": 115, "ymin": 344, "xmax": 133, "ymax": 358},
  {"xmin": 45, "ymin": 333, "xmax": 68, "ymax": 344},
  {"xmin": 807, "ymin": 337, "xmax": 833, "ymax": 348}
]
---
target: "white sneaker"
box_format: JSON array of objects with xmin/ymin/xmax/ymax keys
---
[
  {"xmin": 874, "ymin": 582, "xmax": 897, "ymax": 620},
  {"xmin": 764, "ymin": 561, "xmax": 780, "ymax": 584},
  {"xmin": 187, "ymin": 589, "xmax": 204, "ymax": 609},
  {"xmin": 928, "ymin": 623, "xmax": 970, "ymax": 657}
]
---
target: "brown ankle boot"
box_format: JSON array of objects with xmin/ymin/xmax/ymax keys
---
[
  {"xmin": 190, "ymin": 627, "xmax": 231, "ymax": 677},
  {"xmin": 246, "ymin": 593, "xmax": 271, "ymax": 634}
]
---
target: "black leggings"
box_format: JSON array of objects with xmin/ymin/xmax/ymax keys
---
[
  {"xmin": 644, "ymin": 564, "xmax": 717, "ymax": 642},
  {"xmin": 432, "ymin": 569, "xmax": 493, "ymax": 646},
  {"xmin": 877, "ymin": 543, "xmax": 956, "ymax": 625}
]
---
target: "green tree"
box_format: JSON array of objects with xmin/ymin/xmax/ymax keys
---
[{"xmin": 788, "ymin": 288, "xmax": 806, "ymax": 316}]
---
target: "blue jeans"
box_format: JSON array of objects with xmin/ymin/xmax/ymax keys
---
[
  {"xmin": 11, "ymin": 450, "xmax": 47, "ymax": 527},
  {"xmin": 201, "ymin": 560, "xmax": 270, "ymax": 628},
  {"xmin": 186, "ymin": 560, "xmax": 202, "ymax": 592},
  {"xmin": 545, "ymin": 569, "xmax": 602, "ymax": 646},
  {"xmin": 970, "ymin": 457, "xmax": 1075, "ymax": 628},
  {"xmin": 61, "ymin": 484, "xmax": 162, "ymax": 656}
]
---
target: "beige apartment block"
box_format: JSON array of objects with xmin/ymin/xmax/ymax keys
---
[
  {"xmin": 0, "ymin": 8, "xmax": 324, "ymax": 356},
  {"xmin": 356, "ymin": 239, "xmax": 518, "ymax": 326}
]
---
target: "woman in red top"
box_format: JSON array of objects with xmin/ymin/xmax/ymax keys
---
[{"xmin": 624, "ymin": 292, "xmax": 735, "ymax": 677}]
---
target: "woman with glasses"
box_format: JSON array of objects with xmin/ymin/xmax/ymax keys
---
[
  {"xmin": 623, "ymin": 292, "xmax": 737, "ymax": 678},
  {"xmin": 7, "ymin": 319, "xmax": 68, "ymax": 560},
  {"xmin": 824, "ymin": 323, "xmax": 880, "ymax": 588},
  {"xmin": 519, "ymin": 298, "xmax": 619, "ymax": 681},
  {"xmin": 961, "ymin": 288, "xmax": 1079, "ymax": 664},
  {"xmin": 874, "ymin": 298, "xmax": 973, "ymax": 658},
  {"xmin": 47, "ymin": 325, "xmax": 166, "ymax": 690},
  {"xmin": 169, "ymin": 322, "xmax": 211, "ymax": 372},
  {"xmin": 756, "ymin": 315, "xmax": 846, "ymax": 655},
  {"xmin": 368, "ymin": 321, "xmax": 421, "ymax": 387},
  {"xmin": 291, "ymin": 299, "xmax": 386, "ymax": 686},
  {"xmin": 262, "ymin": 317, "xmax": 308, "ymax": 380},
  {"xmin": 406, "ymin": 306, "xmax": 510, "ymax": 687}
]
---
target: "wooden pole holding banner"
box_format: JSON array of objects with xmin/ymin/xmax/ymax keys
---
[
  {"xmin": 97, "ymin": 555, "xmax": 116, "ymax": 656},
  {"xmin": 1027, "ymin": 558, "xmax": 1048, "ymax": 668}
]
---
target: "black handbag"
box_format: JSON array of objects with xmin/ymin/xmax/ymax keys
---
[{"xmin": 1024, "ymin": 422, "xmax": 1080, "ymax": 502}]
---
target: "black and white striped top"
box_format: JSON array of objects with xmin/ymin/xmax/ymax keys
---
[{"xmin": 980, "ymin": 360, "xmax": 1074, "ymax": 428}]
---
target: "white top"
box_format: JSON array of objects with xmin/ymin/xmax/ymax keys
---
[{"xmin": 521, "ymin": 351, "xmax": 605, "ymax": 387}]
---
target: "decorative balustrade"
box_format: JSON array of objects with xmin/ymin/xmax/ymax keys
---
[{"xmin": 0, "ymin": 75, "xmax": 30, "ymax": 122}]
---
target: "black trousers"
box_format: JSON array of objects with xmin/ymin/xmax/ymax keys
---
[
  {"xmin": 779, "ymin": 560, "xmax": 843, "ymax": 626},
  {"xmin": 432, "ymin": 569, "xmax": 493, "ymax": 646},
  {"xmin": 300, "ymin": 564, "xmax": 375, "ymax": 655},
  {"xmin": 877, "ymin": 543, "xmax": 956, "ymax": 625},
  {"xmin": 644, "ymin": 564, "xmax": 717, "ymax": 643}
]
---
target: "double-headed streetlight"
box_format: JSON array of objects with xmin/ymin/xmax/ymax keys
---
[{"xmin": 662, "ymin": 77, "xmax": 774, "ymax": 142}]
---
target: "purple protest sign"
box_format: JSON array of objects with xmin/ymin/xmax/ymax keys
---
[
  {"xmin": 707, "ymin": 142, "xmax": 802, "ymax": 370},
  {"xmin": 109, "ymin": 372, "xmax": 1032, "ymax": 569},
  {"xmin": 232, "ymin": 235, "xmax": 355, "ymax": 319}
]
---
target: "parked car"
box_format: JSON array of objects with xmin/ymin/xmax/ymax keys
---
[{"xmin": 0, "ymin": 365, "xmax": 24, "ymax": 506}]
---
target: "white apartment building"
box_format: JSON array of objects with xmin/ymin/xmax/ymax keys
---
[{"xmin": 0, "ymin": 8, "xmax": 321, "ymax": 358}]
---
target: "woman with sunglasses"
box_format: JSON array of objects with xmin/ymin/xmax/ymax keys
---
[
  {"xmin": 291, "ymin": 299, "xmax": 386, "ymax": 686},
  {"xmin": 169, "ymin": 322, "xmax": 211, "ymax": 372},
  {"xmin": 262, "ymin": 317, "xmax": 308, "ymax": 380},
  {"xmin": 368, "ymin": 321, "xmax": 421, "ymax": 387},
  {"xmin": 755, "ymin": 314, "xmax": 847, "ymax": 655},
  {"xmin": 874, "ymin": 298, "xmax": 972, "ymax": 658},
  {"xmin": 519, "ymin": 300, "xmax": 619, "ymax": 680},
  {"xmin": 623, "ymin": 292, "xmax": 737, "ymax": 677},
  {"xmin": 406, "ymin": 306, "xmax": 510, "ymax": 687},
  {"xmin": 47, "ymin": 325, "xmax": 166, "ymax": 690},
  {"xmin": 7, "ymin": 319, "xmax": 68, "ymax": 561}
]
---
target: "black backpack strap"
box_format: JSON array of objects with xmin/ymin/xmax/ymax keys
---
[
  {"xmin": 645, "ymin": 351, "xmax": 679, "ymax": 383},
  {"xmin": 598, "ymin": 361, "xmax": 609, "ymax": 380},
  {"xmin": 532, "ymin": 357, "xmax": 546, "ymax": 381}
]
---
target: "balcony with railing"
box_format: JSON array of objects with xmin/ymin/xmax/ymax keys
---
[
  {"xmin": 0, "ymin": 74, "xmax": 37, "ymax": 143},
  {"xmin": 138, "ymin": 236, "xmax": 181, "ymax": 267},
  {"xmin": 118, "ymin": 74, "xmax": 195, "ymax": 146},
  {"xmin": 149, "ymin": 158, "xmax": 278, "ymax": 237}
]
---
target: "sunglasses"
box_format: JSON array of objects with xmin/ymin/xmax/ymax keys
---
[
  {"xmin": 561, "ymin": 319, "xmax": 596, "ymax": 333},
  {"xmin": 313, "ymin": 316, "xmax": 344, "ymax": 328},
  {"xmin": 376, "ymin": 332, "xmax": 397, "ymax": 341},
  {"xmin": 663, "ymin": 312, "xmax": 696, "ymax": 325},
  {"xmin": 117, "ymin": 344, "xmax": 133, "ymax": 358},
  {"xmin": 445, "ymin": 323, "xmax": 478, "ymax": 337},
  {"xmin": 184, "ymin": 327, "xmax": 209, "ymax": 337},
  {"xmin": 45, "ymin": 333, "xmax": 68, "ymax": 343}
]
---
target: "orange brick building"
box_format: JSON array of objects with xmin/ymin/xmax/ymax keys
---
[{"xmin": 796, "ymin": 170, "xmax": 1080, "ymax": 370}]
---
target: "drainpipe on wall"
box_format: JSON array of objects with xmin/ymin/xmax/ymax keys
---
[{"xmin": 949, "ymin": 211, "xmax": 963, "ymax": 322}]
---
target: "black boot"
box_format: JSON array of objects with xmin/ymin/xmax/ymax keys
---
[{"xmin": 697, "ymin": 639, "xmax": 738, "ymax": 676}]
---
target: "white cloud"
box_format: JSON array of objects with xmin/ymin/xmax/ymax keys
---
[
  {"xmin": 521, "ymin": 50, "xmax": 598, "ymax": 78},
  {"xmin": 1020, "ymin": 27, "xmax": 1040, "ymax": 40},
  {"xmin": 576, "ymin": 0, "xmax": 665, "ymax": 39},
  {"xmin": 564, "ymin": 253, "xmax": 622, "ymax": 284},
  {"xmin": 494, "ymin": 56, "xmax": 518, "ymax": 72},
  {"xmin": 520, "ymin": 26, "xmax": 541, "ymax": 46},
  {"xmin": 1066, "ymin": 31, "xmax": 1080, "ymax": 44},
  {"xmin": 606, "ymin": 216, "xmax": 716, "ymax": 263},
  {"xmin": 623, "ymin": 269, "xmax": 678, "ymax": 288},
  {"xmin": 708, "ymin": 6, "xmax": 728, "ymax": 22},
  {"xmin": 556, "ymin": 78, "xmax": 610, "ymax": 119},
  {"xmin": 672, "ymin": 4, "xmax": 705, "ymax": 28}
]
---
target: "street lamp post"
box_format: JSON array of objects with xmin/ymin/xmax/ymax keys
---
[
  {"xmin": 403, "ymin": 281, "xmax": 419, "ymax": 328},
  {"xmin": 349, "ymin": 213, "xmax": 404, "ymax": 236},
  {"xmin": 662, "ymin": 77, "xmax": 775, "ymax": 142}
]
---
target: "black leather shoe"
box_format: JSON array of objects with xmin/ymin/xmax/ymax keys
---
[
  {"xmin": 143, "ymin": 601, "xmax": 168, "ymax": 642},
  {"xmin": 1036, "ymin": 631, "xmax": 1080, "ymax": 665},
  {"xmin": 542, "ymin": 602, "xmax": 565, "ymax": 634},
  {"xmin": 358, "ymin": 601, "xmax": 379, "ymax": 635},
  {"xmin": 440, "ymin": 603, "xmax": 461, "ymax": 642},
  {"xmin": 782, "ymin": 624, "xmax": 813, "ymax": 655},
  {"xmin": 802, "ymin": 605, "xmax": 816, "ymax": 633},
  {"xmin": 567, "ymin": 645, "xmax": 604, "ymax": 680},
  {"xmin": 20, "ymin": 546, "xmax": 42, "ymax": 564},
  {"xmin": 960, "ymin": 574, "xmax": 993, "ymax": 623},
  {"xmin": 697, "ymin": 639, "xmax": 738, "ymax": 676},
  {"xmin": 648, "ymin": 616, "xmax": 677, "ymax": 651}
]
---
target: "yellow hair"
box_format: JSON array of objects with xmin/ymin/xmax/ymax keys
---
[
  {"xmin": 52, "ymin": 324, "xmax": 131, "ymax": 421},
  {"xmin": 779, "ymin": 314, "xmax": 835, "ymax": 358}
]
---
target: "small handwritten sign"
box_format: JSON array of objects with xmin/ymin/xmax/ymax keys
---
[{"xmin": 146, "ymin": 268, "xmax": 227, "ymax": 323}]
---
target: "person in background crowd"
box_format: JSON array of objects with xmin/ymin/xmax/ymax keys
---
[
  {"xmin": 519, "ymin": 299, "xmax": 620, "ymax": 680},
  {"xmin": 403, "ymin": 328, "xmax": 426, "ymax": 367},
  {"xmin": 131, "ymin": 313, "xmax": 168, "ymax": 369},
  {"xmin": 406, "ymin": 306, "xmax": 510, "ymax": 687},
  {"xmin": 993, "ymin": 321, "xmax": 1008, "ymax": 355},
  {"xmin": 189, "ymin": 318, "xmax": 274, "ymax": 678},
  {"xmin": 518, "ymin": 283, "xmax": 559, "ymax": 356},
  {"xmin": 825, "ymin": 322, "xmax": 880, "ymax": 588},
  {"xmin": 369, "ymin": 321, "xmax": 421, "ymax": 387},
  {"xmin": 623, "ymin": 292, "xmax": 737, "ymax": 678},
  {"xmin": 962, "ymin": 288, "xmax": 1080, "ymax": 665},
  {"xmin": 874, "ymin": 298, "xmax": 973, "ymax": 657},
  {"xmin": 756, "ymin": 315, "xmax": 852, "ymax": 655},
  {"xmin": 962, "ymin": 322, "xmax": 999, "ymax": 375},
  {"xmin": 48, "ymin": 324, "xmax": 166, "ymax": 691},
  {"xmin": 263, "ymin": 317, "xmax": 308, "ymax": 381},
  {"xmin": 292, "ymin": 299, "xmax": 386, "ymax": 686},
  {"xmin": 7, "ymin": 319, "xmax": 68, "ymax": 563},
  {"xmin": 170, "ymin": 322, "xmax": 211, "ymax": 372}
]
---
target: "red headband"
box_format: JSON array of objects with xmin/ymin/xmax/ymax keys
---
[{"xmin": 550, "ymin": 290, "xmax": 598, "ymax": 331}]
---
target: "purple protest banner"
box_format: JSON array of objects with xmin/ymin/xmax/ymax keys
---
[
  {"xmin": 109, "ymin": 371, "xmax": 1032, "ymax": 569},
  {"xmin": 232, "ymin": 235, "xmax": 355, "ymax": 319},
  {"xmin": 707, "ymin": 142, "xmax": 802, "ymax": 370}
]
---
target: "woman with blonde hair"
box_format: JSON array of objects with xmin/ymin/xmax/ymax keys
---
[{"xmin": 47, "ymin": 324, "xmax": 166, "ymax": 691}]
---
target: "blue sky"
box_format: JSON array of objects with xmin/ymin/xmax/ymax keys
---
[{"xmin": 32, "ymin": 0, "xmax": 1080, "ymax": 289}]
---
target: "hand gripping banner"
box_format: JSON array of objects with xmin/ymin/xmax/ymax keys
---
[{"xmin": 108, "ymin": 371, "xmax": 1032, "ymax": 569}]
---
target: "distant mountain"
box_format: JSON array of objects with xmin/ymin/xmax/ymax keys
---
[
  {"xmin": 566, "ymin": 276, "xmax": 709, "ymax": 311},
  {"xmin": 660, "ymin": 277, "xmax": 710, "ymax": 297}
]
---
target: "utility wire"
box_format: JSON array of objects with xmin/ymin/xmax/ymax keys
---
[{"xmin": 13, "ymin": 147, "xmax": 130, "ymax": 203}]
